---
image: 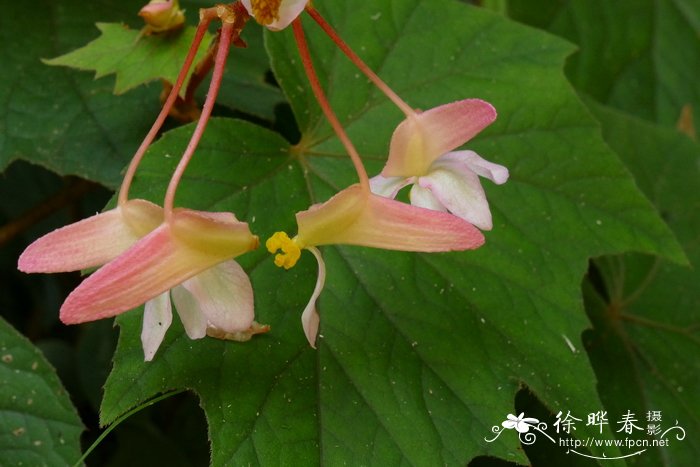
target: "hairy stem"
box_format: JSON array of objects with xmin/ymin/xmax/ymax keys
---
[{"xmin": 184, "ymin": 35, "xmax": 218, "ymax": 105}]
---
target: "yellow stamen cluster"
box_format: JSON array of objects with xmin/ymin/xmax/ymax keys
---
[
  {"xmin": 250, "ymin": 0, "xmax": 282, "ymax": 25},
  {"xmin": 266, "ymin": 231, "xmax": 302, "ymax": 269}
]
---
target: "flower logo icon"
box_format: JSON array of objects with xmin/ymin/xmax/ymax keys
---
[{"xmin": 502, "ymin": 413, "xmax": 540, "ymax": 433}]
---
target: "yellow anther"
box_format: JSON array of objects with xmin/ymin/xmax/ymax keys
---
[
  {"xmin": 266, "ymin": 231, "xmax": 302, "ymax": 270},
  {"xmin": 250, "ymin": 0, "xmax": 282, "ymax": 25}
]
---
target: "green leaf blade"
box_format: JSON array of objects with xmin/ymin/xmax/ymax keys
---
[
  {"xmin": 44, "ymin": 23, "xmax": 212, "ymax": 96},
  {"xmin": 584, "ymin": 100, "xmax": 700, "ymax": 466},
  {"xmin": 0, "ymin": 317, "xmax": 83, "ymax": 466},
  {"xmin": 91, "ymin": 1, "xmax": 689, "ymax": 465}
]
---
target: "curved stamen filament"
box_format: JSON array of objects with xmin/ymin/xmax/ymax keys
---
[
  {"xmin": 163, "ymin": 21, "xmax": 235, "ymax": 221},
  {"xmin": 118, "ymin": 11, "xmax": 217, "ymax": 207},
  {"xmin": 292, "ymin": 18, "xmax": 370, "ymax": 192},
  {"xmin": 305, "ymin": 5, "xmax": 415, "ymax": 118}
]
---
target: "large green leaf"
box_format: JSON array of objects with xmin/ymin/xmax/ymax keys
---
[
  {"xmin": 583, "ymin": 100, "xmax": 699, "ymax": 466},
  {"xmin": 506, "ymin": 0, "xmax": 700, "ymax": 134},
  {"xmin": 97, "ymin": 1, "xmax": 686, "ymax": 465},
  {"xmin": 0, "ymin": 0, "xmax": 281, "ymax": 186},
  {"xmin": 0, "ymin": 316, "xmax": 83, "ymax": 466},
  {"xmin": 0, "ymin": 0, "xmax": 161, "ymax": 187}
]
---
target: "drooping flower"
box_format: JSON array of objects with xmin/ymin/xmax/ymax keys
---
[
  {"xmin": 240, "ymin": 0, "xmax": 308, "ymax": 31},
  {"xmin": 370, "ymin": 99, "xmax": 509, "ymax": 231},
  {"xmin": 267, "ymin": 184, "xmax": 485, "ymax": 348},
  {"xmin": 58, "ymin": 208, "xmax": 264, "ymax": 360},
  {"xmin": 19, "ymin": 202, "xmax": 264, "ymax": 360}
]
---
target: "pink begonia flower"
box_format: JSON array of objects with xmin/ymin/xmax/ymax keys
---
[
  {"xmin": 19, "ymin": 204, "xmax": 263, "ymax": 361},
  {"xmin": 240, "ymin": 0, "xmax": 308, "ymax": 31},
  {"xmin": 370, "ymin": 99, "xmax": 509, "ymax": 231},
  {"xmin": 267, "ymin": 184, "xmax": 484, "ymax": 348},
  {"xmin": 61, "ymin": 209, "xmax": 261, "ymax": 360}
]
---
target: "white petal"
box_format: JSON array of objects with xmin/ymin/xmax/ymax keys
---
[
  {"xmin": 409, "ymin": 184, "xmax": 448, "ymax": 212},
  {"xmin": 178, "ymin": 260, "xmax": 254, "ymax": 333},
  {"xmin": 242, "ymin": 0, "xmax": 308, "ymax": 31},
  {"xmin": 369, "ymin": 174, "xmax": 412, "ymax": 199},
  {"xmin": 141, "ymin": 292, "xmax": 173, "ymax": 361},
  {"xmin": 515, "ymin": 422, "xmax": 531, "ymax": 433},
  {"xmin": 301, "ymin": 247, "xmax": 325, "ymax": 348},
  {"xmin": 442, "ymin": 151, "xmax": 509, "ymax": 185},
  {"xmin": 419, "ymin": 162, "xmax": 494, "ymax": 230},
  {"xmin": 502, "ymin": 420, "xmax": 517, "ymax": 429},
  {"xmin": 171, "ymin": 285, "xmax": 207, "ymax": 339},
  {"xmin": 272, "ymin": 0, "xmax": 309, "ymax": 30}
]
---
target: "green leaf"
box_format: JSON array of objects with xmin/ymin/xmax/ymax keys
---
[
  {"xmin": 97, "ymin": 1, "xmax": 687, "ymax": 465},
  {"xmin": 506, "ymin": 0, "xmax": 700, "ymax": 134},
  {"xmin": 44, "ymin": 23, "xmax": 212, "ymax": 96},
  {"xmin": 0, "ymin": 0, "xmax": 163, "ymax": 187},
  {"xmin": 0, "ymin": 316, "xmax": 83, "ymax": 466},
  {"xmin": 583, "ymin": 100, "xmax": 700, "ymax": 466},
  {"xmin": 0, "ymin": 0, "xmax": 286, "ymax": 185},
  {"xmin": 213, "ymin": 22, "xmax": 284, "ymax": 120}
]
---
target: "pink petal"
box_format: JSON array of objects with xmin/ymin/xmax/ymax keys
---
[
  {"xmin": 297, "ymin": 184, "xmax": 484, "ymax": 252},
  {"xmin": 138, "ymin": 0, "xmax": 184, "ymax": 31},
  {"xmin": 60, "ymin": 208, "xmax": 257, "ymax": 324},
  {"xmin": 141, "ymin": 292, "xmax": 173, "ymax": 361},
  {"xmin": 418, "ymin": 160, "xmax": 494, "ymax": 231},
  {"xmin": 383, "ymin": 99, "xmax": 497, "ymax": 177},
  {"xmin": 369, "ymin": 174, "xmax": 412, "ymax": 199},
  {"xmin": 442, "ymin": 150, "xmax": 509, "ymax": 184},
  {"xmin": 18, "ymin": 199, "xmax": 162, "ymax": 273},
  {"xmin": 409, "ymin": 184, "xmax": 447, "ymax": 212},
  {"xmin": 178, "ymin": 260, "xmax": 254, "ymax": 333},
  {"xmin": 139, "ymin": 0, "xmax": 175, "ymax": 15},
  {"xmin": 301, "ymin": 247, "xmax": 324, "ymax": 348}
]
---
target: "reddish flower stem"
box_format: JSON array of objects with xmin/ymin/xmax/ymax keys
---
[
  {"xmin": 118, "ymin": 11, "xmax": 217, "ymax": 206},
  {"xmin": 184, "ymin": 36, "xmax": 218, "ymax": 105},
  {"xmin": 292, "ymin": 18, "xmax": 370, "ymax": 192},
  {"xmin": 305, "ymin": 5, "xmax": 415, "ymax": 118},
  {"xmin": 163, "ymin": 21, "xmax": 235, "ymax": 220}
]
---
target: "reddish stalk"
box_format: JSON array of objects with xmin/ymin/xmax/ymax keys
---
[
  {"xmin": 292, "ymin": 18, "xmax": 370, "ymax": 192},
  {"xmin": 305, "ymin": 6, "xmax": 415, "ymax": 118},
  {"xmin": 163, "ymin": 21, "xmax": 235, "ymax": 220},
  {"xmin": 184, "ymin": 36, "xmax": 218, "ymax": 105},
  {"xmin": 118, "ymin": 11, "xmax": 217, "ymax": 206}
]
